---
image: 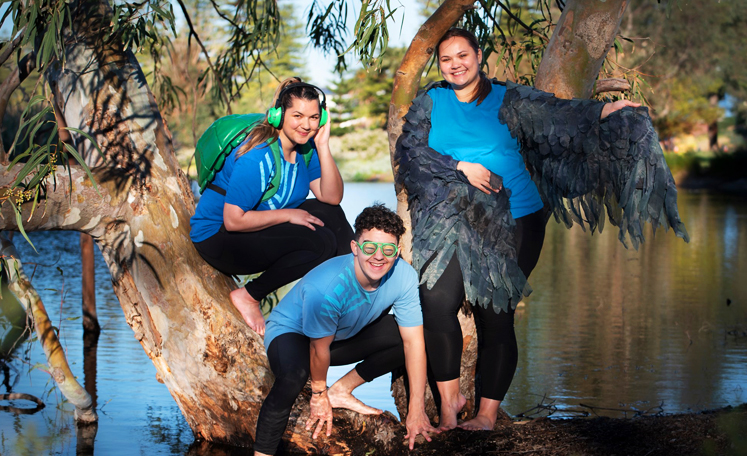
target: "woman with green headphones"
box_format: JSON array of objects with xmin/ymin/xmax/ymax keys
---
[{"xmin": 190, "ymin": 77, "xmax": 353, "ymax": 337}]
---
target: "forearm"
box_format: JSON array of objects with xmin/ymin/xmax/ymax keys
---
[
  {"xmin": 309, "ymin": 341, "xmax": 332, "ymax": 392},
  {"xmin": 313, "ymin": 143, "xmax": 344, "ymax": 205},
  {"xmin": 402, "ymin": 328, "xmax": 428, "ymax": 412},
  {"xmin": 223, "ymin": 207, "xmax": 293, "ymax": 232}
]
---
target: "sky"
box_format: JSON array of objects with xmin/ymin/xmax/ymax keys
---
[{"xmin": 288, "ymin": 0, "xmax": 424, "ymax": 89}]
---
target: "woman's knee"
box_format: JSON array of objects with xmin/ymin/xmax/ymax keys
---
[{"xmin": 420, "ymin": 285, "xmax": 462, "ymax": 331}]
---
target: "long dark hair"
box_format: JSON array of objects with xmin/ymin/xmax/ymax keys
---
[
  {"xmin": 436, "ymin": 28, "xmax": 492, "ymax": 106},
  {"xmin": 236, "ymin": 77, "xmax": 321, "ymax": 159}
]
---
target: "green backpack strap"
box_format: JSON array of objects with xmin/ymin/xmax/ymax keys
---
[
  {"xmin": 259, "ymin": 141, "xmax": 315, "ymax": 204},
  {"xmin": 260, "ymin": 140, "xmax": 283, "ymax": 204},
  {"xmin": 298, "ymin": 141, "xmax": 315, "ymax": 167}
]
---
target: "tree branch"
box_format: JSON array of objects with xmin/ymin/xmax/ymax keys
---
[
  {"xmin": 594, "ymin": 78, "xmax": 631, "ymax": 94},
  {"xmin": 0, "ymin": 53, "xmax": 36, "ymax": 164},
  {"xmin": 0, "ymin": 31, "xmax": 24, "ymax": 67},
  {"xmin": 173, "ymin": 0, "xmax": 231, "ymax": 113},
  {"xmin": 0, "ymin": 234, "xmax": 97, "ymax": 423},
  {"xmin": 477, "ymin": 0, "xmax": 546, "ymax": 41},
  {"xmin": 0, "ymin": 165, "xmax": 114, "ymax": 233}
]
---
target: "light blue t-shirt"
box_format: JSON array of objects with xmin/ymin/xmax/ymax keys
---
[
  {"xmin": 427, "ymin": 84, "xmax": 544, "ymax": 219},
  {"xmin": 190, "ymin": 138, "xmax": 322, "ymax": 243},
  {"xmin": 264, "ymin": 254, "xmax": 423, "ymax": 350}
]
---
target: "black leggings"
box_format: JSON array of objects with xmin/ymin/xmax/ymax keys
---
[
  {"xmin": 420, "ymin": 208, "xmax": 546, "ymax": 401},
  {"xmin": 193, "ymin": 199, "xmax": 353, "ymax": 301},
  {"xmin": 254, "ymin": 313, "xmax": 404, "ymax": 454}
]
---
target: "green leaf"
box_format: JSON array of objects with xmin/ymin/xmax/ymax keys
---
[
  {"xmin": 10, "ymin": 202, "xmax": 36, "ymax": 252},
  {"xmin": 30, "ymin": 363, "xmax": 48, "ymax": 372},
  {"xmin": 62, "ymin": 142, "xmax": 100, "ymax": 196}
]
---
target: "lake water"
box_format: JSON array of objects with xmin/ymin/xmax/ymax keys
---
[{"xmin": 1, "ymin": 183, "xmax": 746, "ymax": 455}]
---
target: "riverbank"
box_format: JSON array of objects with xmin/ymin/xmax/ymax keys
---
[
  {"xmin": 187, "ymin": 404, "xmax": 747, "ymax": 455},
  {"xmin": 667, "ymin": 149, "xmax": 747, "ymax": 195},
  {"xmin": 408, "ymin": 404, "xmax": 746, "ymax": 456}
]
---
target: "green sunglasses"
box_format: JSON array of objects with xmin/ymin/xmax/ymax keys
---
[{"xmin": 356, "ymin": 241, "xmax": 399, "ymax": 258}]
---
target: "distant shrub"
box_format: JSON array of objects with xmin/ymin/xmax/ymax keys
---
[
  {"xmin": 331, "ymin": 126, "xmax": 354, "ymax": 137},
  {"xmin": 664, "ymin": 151, "xmax": 701, "ymax": 175}
]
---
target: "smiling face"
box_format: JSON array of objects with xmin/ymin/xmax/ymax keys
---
[
  {"xmin": 438, "ymin": 36, "xmax": 483, "ymax": 96},
  {"xmin": 351, "ymin": 228, "xmax": 399, "ymax": 291},
  {"xmin": 277, "ymin": 96, "xmax": 321, "ymax": 147}
]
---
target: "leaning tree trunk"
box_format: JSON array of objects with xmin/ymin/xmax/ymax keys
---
[
  {"xmin": 388, "ymin": 0, "xmax": 629, "ymax": 425},
  {"xmin": 534, "ymin": 0, "xmax": 629, "ymax": 97},
  {"xmin": 0, "ymin": 0, "xmax": 413, "ymax": 451}
]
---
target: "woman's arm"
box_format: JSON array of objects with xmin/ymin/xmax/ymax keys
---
[
  {"xmin": 309, "ymin": 120, "xmax": 344, "ymax": 205},
  {"xmin": 223, "ymin": 204, "xmax": 323, "ymax": 232},
  {"xmin": 601, "ymin": 99, "xmax": 641, "ymax": 119}
]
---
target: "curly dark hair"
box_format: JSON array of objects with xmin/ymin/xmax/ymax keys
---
[{"xmin": 354, "ymin": 204, "xmax": 406, "ymax": 241}]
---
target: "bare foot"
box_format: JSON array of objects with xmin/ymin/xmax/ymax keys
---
[
  {"xmin": 328, "ymin": 384, "xmax": 382, "ymax": 415},
  {"xmin": 458, "ymin": 414, "xmax": 494, "ymax": 431},
  {"xmin": 230, "ymin": 288, "xmax": 265, "ymax": 336},
  {"xmin": 438, "ymin": 393, "xmax": 467, "ymax": 431}
]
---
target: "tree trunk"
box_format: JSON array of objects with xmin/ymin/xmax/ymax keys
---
[
  {"xmin": 387, "ymin": 0, "xmax": 630, "ymax": 426},
  {"xmin": 708, "ymin": 93, "xmax": 719, "ymax": 151},
  {"xmin": 80, "ymin": 233, "xmax": 100, "ymax": 333},
  {"xmin": 534, "ymin": 0, "xmax": 629, "ymax": 98},
  {"xmin": 36, "ymin": 0, "xmax": 273, "ymax": 443}
]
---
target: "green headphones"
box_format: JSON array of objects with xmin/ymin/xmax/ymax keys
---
[{"xmin": 267, "ymin": 82, "xmax": 329, "ymax": 129}]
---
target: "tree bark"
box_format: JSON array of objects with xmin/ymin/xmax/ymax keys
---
[
  {"xmin": 534, "ymin": 0, "xmax": 629, "ymax": 98},
  {"xmin": 80, "ymin": 233, "xmax": 100, "ymax": 333}
]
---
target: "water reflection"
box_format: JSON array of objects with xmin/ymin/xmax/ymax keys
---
[
  {"xmin": 0, "ymin": 188, "xmax": 744, "ymax": 455},
  {"xmin": 507, "ymin": 191, "xmax": 747, "ymax": 417}
]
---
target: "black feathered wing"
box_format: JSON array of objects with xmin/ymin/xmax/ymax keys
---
[{"xmin": 500, "ymin": 81, "xmax": 689, "ymax": 249}]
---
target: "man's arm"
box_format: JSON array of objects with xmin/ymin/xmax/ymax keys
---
[
  {"xmin": 307, "ymin": 335, "xmax": 335, "ymax": 439},
  {"xmin": 399, "ymin": 325, "xmax": 438, "ymax": 449}
]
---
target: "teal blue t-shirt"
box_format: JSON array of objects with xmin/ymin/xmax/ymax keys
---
[
  {"xmin": 427, "ymin": 84, "xmax": 544, "ymax": 219},
  {"xmin": 189, "ymin": 138, "xmax": 321, "ymax": 243},
  {"xmin": 264, "ymin": 254, "xmax": 423, "ymax": 350}
]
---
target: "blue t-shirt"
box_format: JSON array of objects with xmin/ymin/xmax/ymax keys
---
[
  {"xmin": 264, "ymin": 254, "xmax": 423, "ymax": 350},
  {"xmin": 190, "ymin": 138, "xmax": 322, "ymax": 242},
  {"xmin": 427, "ymin": 84, "xmax": 544, "ymax": 219}
]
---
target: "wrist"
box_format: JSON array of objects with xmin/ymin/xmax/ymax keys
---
[
  {"xmin": 311, "ymin": 379, "xmax": 327, "ymax": 389},
  {"xmin": 407, "ymin": 397, "xmax": 426, "ymax": 411},
  {"xmin": 311, "ymin": 385, "xmax": 329, "ymax": 395}
]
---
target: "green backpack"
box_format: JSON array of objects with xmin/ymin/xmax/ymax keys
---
[{"xmin": 195, "ymin": 113, "xmax": 314, "ymax": 204}]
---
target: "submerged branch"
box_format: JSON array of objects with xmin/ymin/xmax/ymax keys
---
[{"xmin": 0, "ymin": 234, "xmax": 97, "ymax": 422}]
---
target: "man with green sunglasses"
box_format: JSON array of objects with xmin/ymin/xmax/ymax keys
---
[{"xmin": 255, "ymin": 204, "xmax": 437, "ymax": 456}]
